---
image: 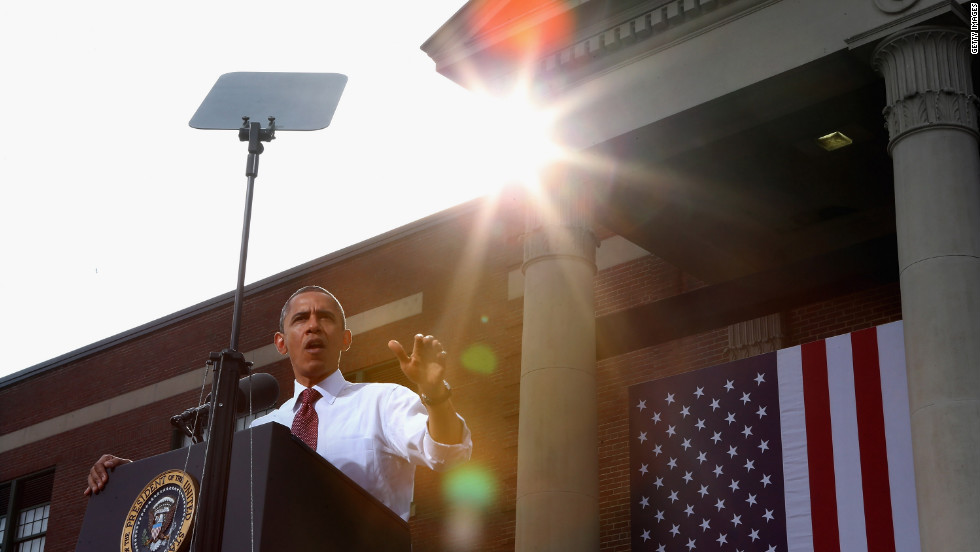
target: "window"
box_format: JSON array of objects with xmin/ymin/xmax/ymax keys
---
[
  {"xmin": 173, "ymin": 408, "xmax": 276, "ymax": 449},
  {"xmin": 236, "ymin": 409, "xmax": 274, "ymax": 431},
  {"xmin": 0, "ymin": 470, "xmax": 54, "ymax": 552},
  {"xmin": 351, "ymin": 359, "xmax": 411, "ymax": 387}
]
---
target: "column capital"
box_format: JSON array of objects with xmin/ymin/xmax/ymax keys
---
[
  {"xmin": 523, "ymin": 173, "xmax": 597, "ymax": 272},
  {"xmin": 523, "ymin": 226, "xmax": 598, "ymax": 273},
  {"xmin": 872, "ymin": 26, "xmax": 979, "ymax": 152},
  {"xmin": 725, "ymin": 314, "xmax": 784, "ymax": 362}
]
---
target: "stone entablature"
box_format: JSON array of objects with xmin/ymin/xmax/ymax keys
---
[
  {"xmin": 874, "ymin": 0, "xmax": 920, "ymax": 14},
  {"xmin": 423, "ymin": 0, "xmax": 779, "ymax": 93},
  {"xmin": 537, "ymin": 0, "xmax": 773, "ymax": 78}
]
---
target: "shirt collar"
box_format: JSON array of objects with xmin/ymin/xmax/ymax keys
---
[{"xmin": 292, "ymin": 369, "xmax": 348, "ymax": 406}]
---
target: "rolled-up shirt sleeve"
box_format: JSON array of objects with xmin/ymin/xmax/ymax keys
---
[{"xmin": 381, "ymin": 384, "xmax": 473, "ymax": 471}]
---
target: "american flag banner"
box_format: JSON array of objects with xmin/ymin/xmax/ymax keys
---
[{"xmin": 629, "ymin": 321, "xmax": 920, "ymax": 551}]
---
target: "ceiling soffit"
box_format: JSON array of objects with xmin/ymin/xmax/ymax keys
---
[{"xmin": 586, "ymin": 48, "xmax": 893, "ymax": 268}]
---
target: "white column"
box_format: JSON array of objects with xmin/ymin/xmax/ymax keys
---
[
  {"xmin": 516, "ymin": 170, "xmax": 599, "ymax": 551},
  {"xmin": 873, "ymin": 26, "xmax": 980, "ymax": 552}
]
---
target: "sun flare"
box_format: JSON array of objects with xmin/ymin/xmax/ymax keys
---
[{"xmin": 464, "ymin": 89, "xmax": 564, "ymax": 193}]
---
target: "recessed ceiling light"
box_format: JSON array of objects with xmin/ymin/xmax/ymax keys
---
[{"xmin": 816, "ymin": 131, "xmax": 853, "ymax": 151}]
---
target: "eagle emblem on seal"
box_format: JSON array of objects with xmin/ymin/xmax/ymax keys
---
[{"xmin": 143, "ymin": 495, "xmax": 177, "ymax": 550}]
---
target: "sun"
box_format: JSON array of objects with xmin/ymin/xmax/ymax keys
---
[
  {"xmin": 461, "ymin": 89, "xmax": 564, "ymax": 193},
  {"xmin": 415, "ymin": 81, "xmax": 568, "ymax": 208}
]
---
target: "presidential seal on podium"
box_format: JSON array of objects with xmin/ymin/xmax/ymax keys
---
[{"xmin": 120, "ymin": 470, "xmax": 197, "ymax": 552}]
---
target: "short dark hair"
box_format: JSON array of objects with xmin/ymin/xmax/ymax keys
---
[{"xmin": 278, "ymin": 286, "xmax": 346, "ymax": 333}]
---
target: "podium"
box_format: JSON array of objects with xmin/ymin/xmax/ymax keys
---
[{"xmin": 76, "ymin": 423, "xmax": 411, "ymax": 551}]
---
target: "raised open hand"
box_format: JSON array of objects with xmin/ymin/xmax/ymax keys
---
[{"xmin": 388, "ymin": 334, "xmax": 448, "ymax": 398}]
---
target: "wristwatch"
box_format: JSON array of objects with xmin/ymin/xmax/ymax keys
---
[{"xmin": 420, "ymin": 380, "xmax": 452, "ymax": 406}]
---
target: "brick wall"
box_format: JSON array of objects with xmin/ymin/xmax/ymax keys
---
[
  {"xmin": 0, "ymin": 192, "xmax": 903, "ymax": 551},
  {"xmin": 785, "ymin": 282, "xmax": 903, "ymax": 347}
]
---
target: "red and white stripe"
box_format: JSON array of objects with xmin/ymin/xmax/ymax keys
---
[{"xmin": 777, "ymin": 321, "xmax": 920, "ymax": 552}]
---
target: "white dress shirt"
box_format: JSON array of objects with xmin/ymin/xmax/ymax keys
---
[{"xmin": 250, "ymin": 369, "xmax": 472, "ymax": 520}]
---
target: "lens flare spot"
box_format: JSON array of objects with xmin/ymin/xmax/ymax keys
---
[
  {"xmin": 467, "ymin": 0, "xmax": 576, "ymax": 61},
  {"xmin": 480, "ymin": 315, "xmax": 490, "ymax": 324},
  {"xmin": 443, "ymin": 464, "xmax": 498, "ymax": 510},
  {"xmin": 460, "ymin": 344, "xmax": 497, "ymax": 374}
]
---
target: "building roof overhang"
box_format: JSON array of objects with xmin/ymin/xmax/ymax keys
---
[{"xmin": 422, "ymin": 0, "xmax": 976, "ymax": 356}]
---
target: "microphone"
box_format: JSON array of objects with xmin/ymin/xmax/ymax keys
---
[
  {"xmin": 170, "ymin": 373, "xmax": 280, "ymax": 438},
  {"xmin": 216, "ymin": 372, "xmax": 280, "ymax": 414}
]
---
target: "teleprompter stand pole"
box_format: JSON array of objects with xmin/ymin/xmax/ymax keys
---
[
  {"xmin": 190, "ymin": 118, "xmax": 275, "ymax": 552},
  {"xmin": 184, "ymin": 71, "xmax": 346, "ymax": 551}
]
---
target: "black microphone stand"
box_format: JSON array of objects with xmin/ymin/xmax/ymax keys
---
[{"xmin": 189, "ymin": 117, "xmax": 275, "ymax": 552}]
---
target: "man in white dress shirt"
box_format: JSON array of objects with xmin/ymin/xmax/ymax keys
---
[
  {"xmin": 250, "ymin": 285, "xmax": 472, "ymax": 518},
  {"xmin": 86, "ymin": 286, "xmax": 472, "ymax": 520}
]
